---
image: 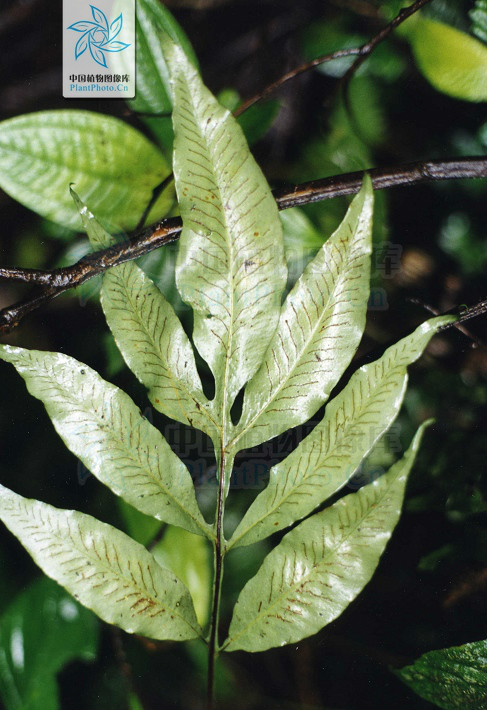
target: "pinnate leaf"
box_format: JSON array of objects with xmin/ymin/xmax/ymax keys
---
[
  {"xmin": 164, "ymin": 38, "xmax": 287, "ymax": 414},
  {"xmin": 0, "ymin": 111, "xmax": 172, "ymax": 231},
  {"xmin": 223, "ymin": 421, "xmax": 431, "ymax": 652},
  {"xmin": 229, "ymin": 316, "xmax": 454, "ymax": 549},
  {"xmin": 231, "ymin": 177, "xmax": 373, "ymax": 453},
  {"xmin": 0, "ymin": 345, "xmax": 211, "ymax": 539},
  {"xmin": 0, "ymin": 484, "xmax": 201, "ymax": 642}
]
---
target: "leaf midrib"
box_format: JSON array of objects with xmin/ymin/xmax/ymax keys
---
[
  {"xmin": 109, "ymin": 265, "xmax": 219, "ymax": 434},
  {"xmin": 230, "ymin": 233, "xmax": 367, "ymax": 451},
  {"xmin": 223, "ymin": 465, "xmax": 402, "ymax": 650},
  {"xmin": 20, "ymin": 502, "xmax": 202, "ymax": 639},
  {"xmin": 30, "ymin": 362, "xmax": 212, "ymax": 539},
  {"xmin": 229, "ymin": 357, "xmax": 403, "ymax": 549},
  {"xmin": 174, "ymin": 66, "xmax": 237, "ymax": 445}
]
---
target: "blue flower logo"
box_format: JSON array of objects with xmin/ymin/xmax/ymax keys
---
[{"xmin": 67, "ymin": 5, "xmax": 130, "ymax": 68}]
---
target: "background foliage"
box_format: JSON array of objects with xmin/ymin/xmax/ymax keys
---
[{"xmin": 0, "ymin": 0, "xmax": 485, "ymax": 708}]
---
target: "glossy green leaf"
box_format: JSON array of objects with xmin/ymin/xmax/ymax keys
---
[
  {"xmin": 115, "ymin": 0, "xmax": 198, "ymax": 154},
  {"xmin": 404, "ymin": 17, "xmax": 487, "ymax": 102},
  {"xmin": 0, "ymin": 577, "xmax": 98, "ymax": 710},
  {"xmin": 0, "ymin": 110, "xmax": 172, "ymax": 231},
  {"xmin": 0, "ymin": 484, "xmax": 201, "ymax": 642},
  {"xmin": 70, "ymin": 187, "xmax": 114, "ymax": 250},
  {"xmin": 231, "ymin": 178, "xmax": 373, "ymax": 454},
  {"xmin": 164, "ymin": 37, "xmax": 288, "ymax": 417},
  {"xmin": 72, "ymin": 189, "xmax": 216, "ymax": 437},
  {"xmin": 128, "ymin": 0, "xmax": 198, "ymax": 115},
  {"xmin": 223, "ymin": 422, "xmax": 430, "ymax": 652},
  {"xmin": 101, "ymin": 265, "xmax": 219, "ymax": 438},
  {"xmin": 394, "ymin": 640, "xmax": 487, "ymax": 710},
  {"xmin": 229, "ymin": 316, "xmax": 454, "ymax": 549},
  {"xmin": 153, "ymin": 526, "xmax": 211, "ymax": 628},
  {"xmin": 0, "ymin": 345, "xmax": 211, "ymax": 539}
]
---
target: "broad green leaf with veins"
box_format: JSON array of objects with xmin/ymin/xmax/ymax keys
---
[
  {"xmin": 0, "ymin": 484, "xmax": 201, "ymax": 642},
  {"xmin": 229, "ymin": 315, "xmax": 455, "ymax": 549},
  {"xmin": 0, "ymin": 346, "xmax": 211, "ymax": 539},
  {"xmin": 231, "ymin": 178, "xmax": 373, "ymax": 453},
  {"xmin": 163, "ymin": 38, "xmax": 287, "ymax": 420},
  {"xmin": 223, "ymin": 421, "xmax": 431, "ymax": 652},
  {"xmin": 0, "ymin": 111, "xmax": 173, "ymax": 231},
  {"xmin": 72, "ymin": 189, "xmax": 218, "ymax": 439}
]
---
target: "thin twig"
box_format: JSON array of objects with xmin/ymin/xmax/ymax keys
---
[
  {"xmin": 233, "ymin": 0, "xmax": 432, "ymax": 117},
  {"xmin": 409, "ymin": 298, "xmax": 486, "ymax": 347},
  {"xmin": 438, "ymin": 300, "xmax": 487, "ymax": 332},
  {"xmin": 1, "ymin": 156, "xmax": 486, "ymax": 334},
  {"xmin": 341, "ymin": 0, "xmax": 433, "ymax": 86}
]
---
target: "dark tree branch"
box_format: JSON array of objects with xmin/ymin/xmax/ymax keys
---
[
  {"xmin": 409, "ymin": 298, "xmax": 486, "ymax": 347},
  {"xmin": 271, "ymin": 157, "xmax": 487, "ymax": 209},
  {"xmin": 1, "ymin": 156, "xmax": 486, "ymax": 334},
  {"xmin": 341, "ymin": 0, "xmax": 433, "ymax": 86},
  {"xmin": 233, "ymin": 0, "xmax": 432, "ymax": 117}
]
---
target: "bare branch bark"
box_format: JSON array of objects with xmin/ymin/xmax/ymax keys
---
[{"xmin": 1, "ymin": 156, "xmax": 486, "ymax": 334}]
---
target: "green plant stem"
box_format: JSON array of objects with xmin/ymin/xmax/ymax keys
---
[{"xmin": 207, "ymin": 447, "xmax": 232, "ymax": 710}]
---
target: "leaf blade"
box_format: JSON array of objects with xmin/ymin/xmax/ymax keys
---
[
  {"xmin": 232, "ymin": 177, "xmax": 373, "ymax": 453},
  {"xmin": 165, "ymin": 38, "xmax": 287, "ymax": 413},
  {"xmin": 0, "ymin": 110, "xmax": 172, "ymax": 230},
  {"xmin": 404, "ymin": 17, "xmax": 487, "ymax": 102},
  {"xmin": 229, "ymin": 315, "xmax": 455, "ymax": 549},
  {"xmin": 101, "ymin": 263, "xmax": 219, "ymax": 438},
  {"xmin": 394, "ymin": 640, "xmax": 487, "ymax": 710},
  {"xmin": 71, "ymin": 191, "xmax": 217, "ymax": 439},
  {"xmin": 129, "ymin": 0, "xmax": 198, "ymax": 116},
  {"xmin": 0, "ymin": 345, "xmax": 211, "ymax": 539},
  {"xmin": 0, "ymin": 484, "xmax": 201, "ymax": 642},
  {"xmin": 0, "ymin": 577, "xmax": 98, "ymax": 710},
  {"xmin": 224, "ymin": 421, "xmax": 431, "ymax": 652}
]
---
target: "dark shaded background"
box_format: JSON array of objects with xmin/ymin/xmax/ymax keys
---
[{"xmin": 0, "ymin": 1, "xmax": 485, "ymax": 708}]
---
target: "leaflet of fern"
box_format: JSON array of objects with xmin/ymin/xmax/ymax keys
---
[
  {"xmin": 229, "ymin": 316, "xmax": 454, "ymax": 548},
  {"xmin": 164, "ymin": 39, "xmax": 287, "ymax": 413},
  {"xmin": 0, "ymin": 346, "xmax": 210, "ymax": 539},
  {"xmin": 231, "ymin": 178, "xmax": 373, "ymax": 453},
  {"xmin": 224, "ymin": 422, "xmax": 430, "ymax": 652},
  {"xmin": 102, "ymin": 263, "xmax": 218, "ymax": 438},
  {"xmin": 71, "ymin": 190, "xmax": 217, "ymax": 439},
  {"xmin": 0, "ymin": 484, "xmax": 201, "ymax": 642}
]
